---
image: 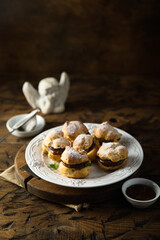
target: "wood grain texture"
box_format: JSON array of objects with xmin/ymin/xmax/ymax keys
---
[
  {"xmin": 0, "ymin": 0, "xmax": 160, "ymax": 76},
  {"xmin": 0, "ymin": 75, "xmax": 160, "ymax": 239}
]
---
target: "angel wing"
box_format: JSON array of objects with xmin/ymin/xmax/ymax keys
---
[
  {"xmin": 50, "ymin": 72, "xmax": 70, "ymax": 113},
  {"xmin": 22, "ymin": 82, "xmax": 40, "ymax": 108},
  {"xmin": 59, "ymin": 72, "xmax": 70, "ymax": 103}
]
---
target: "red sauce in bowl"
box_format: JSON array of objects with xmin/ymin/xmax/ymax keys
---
[{"xmin": 126, "ymin": 184, "xmax": 156, "ymax": 201}]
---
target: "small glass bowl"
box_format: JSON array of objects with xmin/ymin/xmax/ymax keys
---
[{"xmin": 122, "ymin": 178, "xmax": 160, "ymax": 208}]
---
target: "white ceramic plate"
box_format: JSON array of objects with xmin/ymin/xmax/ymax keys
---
[{"xmin": 25, "ymin": 123, "xmax": 144, "ymax": 188}]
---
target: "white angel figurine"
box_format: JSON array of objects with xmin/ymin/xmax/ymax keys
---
[{"xmin": 22, "ymin": 72, "xmax": 70, "ymax": 114}]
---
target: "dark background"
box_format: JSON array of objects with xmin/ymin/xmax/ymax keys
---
[{"xmin": 0, "ymin": 0, "xmax": 160, "ymax": 82}]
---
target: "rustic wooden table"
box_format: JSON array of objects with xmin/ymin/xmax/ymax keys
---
[{"xmin": 0, "ymin": 75, "xmax": 160, "ymax": 240}]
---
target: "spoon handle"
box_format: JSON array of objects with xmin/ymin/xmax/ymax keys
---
[
  {"xmin": 12, "ymin": 108, "xmax": 40, "ymax": 130},
  {"xmin": 0, "ymin": 129, "xmax": 15, "ymax": 143}
]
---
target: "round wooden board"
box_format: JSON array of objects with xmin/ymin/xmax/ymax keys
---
[{"xmin": 15, "ymin": 145, "xmax": 130, "ymax": 205}]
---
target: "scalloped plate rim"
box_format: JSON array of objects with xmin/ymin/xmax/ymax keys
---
[{"xmin": 25, "ymin": 123, "xmax": 144, "ymax": 188}]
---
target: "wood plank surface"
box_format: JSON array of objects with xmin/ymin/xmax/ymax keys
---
[{"xmin": 0, "ymin": 75, "xmax": 160, "ymax": 239}]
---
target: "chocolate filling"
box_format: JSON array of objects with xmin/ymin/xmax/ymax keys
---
[
  {"xmin": 98, "ymin": 157, "xmax": 125, "ymax": 167},
  {"xmin": 85, "ymin": 142, "xmax": 95, "ymax": 153},
  {"xmin": 47, "ymin": 146, "xmax": 65, "ymax": 155},
  {"xmin": 95, "ymin": 137, "xmax": 120, "ymax": 144},
  {"xmin": 62, "ymin": 161, "xmax": 89, "ymax": 170}
]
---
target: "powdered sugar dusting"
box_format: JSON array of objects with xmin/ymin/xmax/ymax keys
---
[
  {"xmin": 50, "ymin": 137, "xmax": 70, "ymax": 149},
  {"xmin": 62, "ymin": 121, "xmax": 88, "ymax": 139},
  {"xmin": 97, "ymin": 142, "xmax": 128, "ymax": 162},
  {"xmin": 43, "ymin": 129, "xmax": 63, "ymax": 145},
  {"xmin": 73, "ymin": 134, "xmax": 93, "ymax": 150},
  {"xmin": 94, "ymin": 121, "xmax": 122, "ymax": 140},
  {"xmin": 61, "ymin": 146, "xmax": 88, "ymax": 164}
]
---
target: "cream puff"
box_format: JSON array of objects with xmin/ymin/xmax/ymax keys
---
[
  {"xmin": 73, "ymin": 134, "xmax": 99, "ymax": 161},
  {"xmin": 42, "ymin": 129, "xmax": 70, "ymax": 161},
  {"xmin": 62, "ymin": 120, "xmax": 89, "ymax": 143},
  {"xmin": 59, "ymin": 146, "xmax": 91, "ymax": 178},
  {"xmin": 94, "ymin": 121, "xmax": 122, "ymax": 144},
  {"xmin": 97, "ymin": 142, "xmax": 128, "ymax": 171}
]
